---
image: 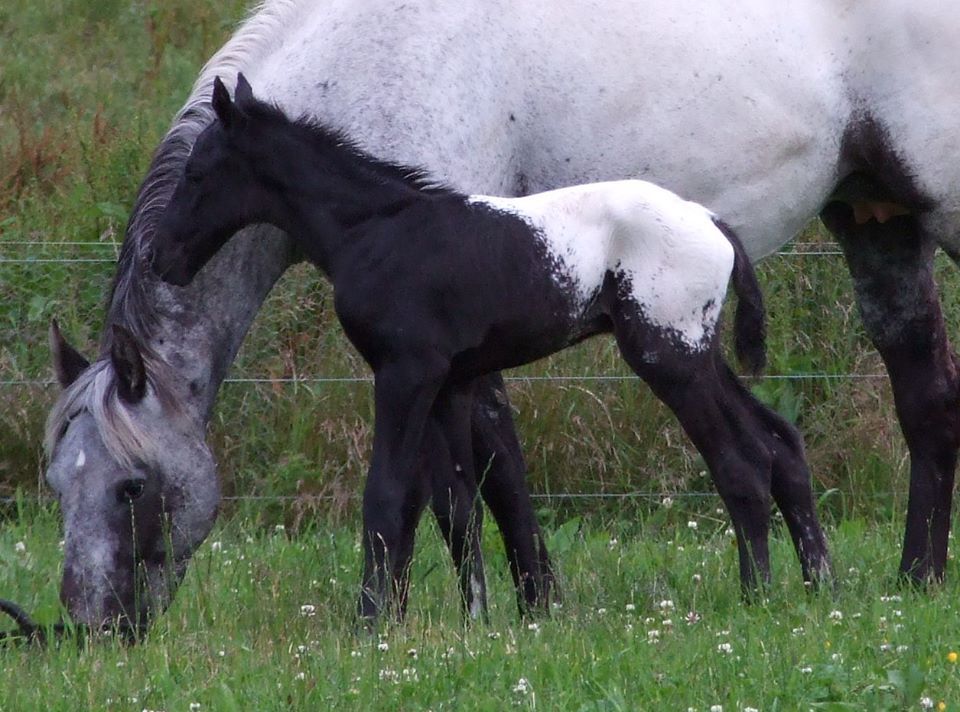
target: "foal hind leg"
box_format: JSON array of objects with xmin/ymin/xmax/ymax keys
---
[
  {"xmin": 719, "ymin": 364, "xmax": 833, "ymax": 587},
  {"xmin": 612, "ymin": 319, "xmax": 773, "ymax": 592},
  {"xmin": 471, "ymin": 373, "xmax": 556, "ymax": 615},
  {"xmin": 822, "ymin": 205, "xmax": 960, "ymax": 583},
  {"xmin": 428, "ymin": 384, "xmax": 489, "ymax": 621}
]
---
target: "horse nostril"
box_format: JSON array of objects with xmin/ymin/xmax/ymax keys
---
[{"xmin": 116, "ymin": 478, "xmax": 146, "ymax": 504}]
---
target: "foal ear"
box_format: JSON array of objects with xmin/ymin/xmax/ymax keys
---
[
  {"xmin": 234, "ymin": 72, "xmax": 255, "ymax": 110},
  {"xmin": 110, "ymin": 324, "xmax": 147, "ymax": 404},
  {"xmin": 211, "ymin": 76, "xmax": 239, "ymax": 129},
  {"xmin": 49, "ymin": 320, "xmax": 90, "ymax": 388}
]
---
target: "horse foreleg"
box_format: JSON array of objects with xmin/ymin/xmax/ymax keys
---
[
  {"xmin": 823, "ymin": 204, "xmax": 960, "ymax": 583},
  {"xmin": 471, "ymin": 373, "xmax": 557, "ymax": 615},
  {"xmin": 428, "ymin": 384, "xmax": 489, "ymax": 622},
  {"xmin": 358, "ymin": 357, "xmax": 447, "ymax": 622}
]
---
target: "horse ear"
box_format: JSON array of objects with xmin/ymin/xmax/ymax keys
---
[
  {"xmin": 110, "ymin": 324, "xmax": 147, "ymax": 404},
  {"xmin": 234, "ymin": 72, "xmax": 255, "ymax": 110},
  {"xmin": 211, "ymin": 76, "xmax": 238, "ymax": 129},
  {"xmin": 49, "ymin": 320, "xmax": 90, "ymax": 388}
]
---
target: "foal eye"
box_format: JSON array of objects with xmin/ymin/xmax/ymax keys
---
[{"xmin": 116, "ymin": 478, "xmax": 146, "ymax": 504}]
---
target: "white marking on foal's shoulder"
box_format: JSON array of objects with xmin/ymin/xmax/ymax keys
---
[{"xmin": 75, "ymin": 449, "xmax": 86, "ymax": 469}]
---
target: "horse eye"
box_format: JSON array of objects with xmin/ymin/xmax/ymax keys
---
[{"xmin": 117, "ymin": 479, "xmax": 146, "ymax": 504}]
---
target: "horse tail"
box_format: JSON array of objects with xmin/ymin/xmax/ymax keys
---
[{"xmin": 712, "ymin": 217, "xmax": 766, "ymax": 375}]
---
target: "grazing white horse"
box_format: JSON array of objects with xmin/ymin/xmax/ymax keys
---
[{"xmin": 43, "ymin": 0, "xmax": 960, "ymax": 632}]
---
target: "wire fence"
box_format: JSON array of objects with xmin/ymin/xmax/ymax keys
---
[{"xmin": 0, "ymin": 238, "xmax": 908, "ymax": 506}]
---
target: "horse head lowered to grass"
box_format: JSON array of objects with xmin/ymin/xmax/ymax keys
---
[{"xmin": 152, "ymin": 75, "xmax": 832, "ymax": 616}]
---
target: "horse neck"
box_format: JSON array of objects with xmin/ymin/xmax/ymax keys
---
[
  {"xmin": 257, "ymin": 130, "xmax": 426, "ymax": 275},
  {"xmin": 106, "ymin": 224, "xmax": 298, "ymax": 423}
]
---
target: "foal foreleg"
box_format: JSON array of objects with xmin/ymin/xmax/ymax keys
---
[
  {"xmin": 823, "ymin": 205, "xmax": 960, "ymax": 583},
  {"xmin": 359, "ymin": 358, "xmax": 446, "ymax": 622},
  {"xmin": 471, "ymin": 373, "xmax": 556, "ymax": 615},
  {"xmin": 429, "ymin": 385, "xmax": 489, "ymax": 621}
]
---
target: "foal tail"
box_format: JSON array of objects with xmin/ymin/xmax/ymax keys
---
[{"xmin": 712, "ymin": 217, "xmax": 766, "ymax": 375}]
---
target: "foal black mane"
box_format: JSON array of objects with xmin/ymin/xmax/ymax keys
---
[{"xmin": 239, "ymin": 96, "xmax": 458, "ymax": 200}]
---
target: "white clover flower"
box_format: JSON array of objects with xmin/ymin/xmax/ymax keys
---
[
  {"xmin": 189, "ymin": 705, "xmax": 201, "ymax": 712},
  {"xmin": 647, "ymin": 629, "xmax": 661, "ymax": 642},
  {"xmin": 685, "ymin": 611, "xmax": 701, "ymax": 625},
  {"xmin": 527, "ymin": 622, "xmax": 540, "ymax": 633},
  {"xmin": 14, "ymin": 542, "xmax": 25, "ymax": 554},
  {"xmin": 377, "ymin": 642, "xmax": 389, "ymax": 652},
  {"xmin": 274, "ymin": 524, "xmax": 286, "ymax": 533},
  {"xmin": 687, "ymin": 520, "xmax": 698, "ymax": 530},
  {"xmin": 717, "ymin": 642, "xmax": 733, "ymax": 654},
  {"xmin": 299, "ymin": 604, "xmax": 316, "ymax": 617},
  {"xmin": 662, "ymin": 619, "xmax": 674, "ymax": 628},
  {"xmin": 407, "ymin": 648, "xmax": 418, "ymax": 659},
  {"xmin": 692, "ymin": 573, "xmax": 702, "ymax": 583},
  {"xmin": 661, "ymin": 496, "xmax": 674, "ymax": 509},
  {"xmin": 800, "ymin": 666, "xmax": 813, "ymax": 674},
  {"xmin": 792, "ymin": 626, "xmax": 805, "ymax": 636},
  {"xmin": 625, "ymin": 603, "xmax": 636, "ymax": 613},
  {"xmin": 829, "ymin": 610, "xmax": 843, "ymax": 622},
  {"xmin": 920, "ymin": 697, "xmax": 934, "ymax": 710},
  {"xmin": 896, "ymin": 644, "xmax": 910, "ymax": 653},
  {"xmin": 743, "ymin": 707, "xmax": 760, "ymax": 712},
  {"xmin": 879, "ymin": 643, "xmax": 893, "ymax": 652},
  {"xmin": 512, "ymin": 678, "xmax": 531, "ymax": 695},
  {"xmin": 488, "ymin": 631, "xmax": 501, "ymax": 640},
  {"xmin": 710, "ymin": 705, "xmax": 724, "ymax": 712},
  {"xmin": 379, "ymin": 668, "xmax": 398, "ymax": 682},
  {"xmin": 210, "ymin": 541, "xmax": 222, "ymax": 553},
  {"xmin": 658, "ymin": 599, "xmax": 675, "ymax": 612},
  {"xmin": 596, "ymin": 608, "xmax": 607, "ymax": 615},
  {"xmin": 608, "ymin": 538, "xmax": 619, "ymax": 549},
  {"xmin": 294, "ymin": 672, "xmax": 306, "ymax": 681}
]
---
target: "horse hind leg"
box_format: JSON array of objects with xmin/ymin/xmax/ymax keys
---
[
  {"xmin": 719, "ymin": 363, "xmax": 833, "ymax": 588},
  {"xmin": 822, "ymin": 203, "xmax": 960, "ymax": 583},
  {"xmin": 610, "ymin": 310, "xmax": 773, "ymax": 593}
]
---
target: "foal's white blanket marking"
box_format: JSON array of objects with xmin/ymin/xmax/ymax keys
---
[{"xmin": 473, "ymin": 180, "xmax": 732, "ymax": 349}]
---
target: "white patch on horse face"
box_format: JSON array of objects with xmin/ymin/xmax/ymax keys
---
[
  {"xmin": 75, "ymin": 449, "xmax": 86, "ymax": 469},
  {"xmin": 473, "ymin": 180, "xmax": 733, "ymax": 350}
]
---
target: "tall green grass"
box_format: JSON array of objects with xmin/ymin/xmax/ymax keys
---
[{"xmin": 2, "ymin": 506, "xmax": 960, "ymax": 710}]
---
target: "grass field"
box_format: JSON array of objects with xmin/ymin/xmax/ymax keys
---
[
  {"xmin": 4, "ymin": 1, "xmax": 960, "ymax": 709},
  {"xmin": 3, "ymin": 504, "xmax": 960, "ymax": 710}
]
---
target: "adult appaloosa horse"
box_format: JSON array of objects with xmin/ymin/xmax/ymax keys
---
[{"xmin": 43, "ymin": 0, "xmax": 958, "ymax": 633}]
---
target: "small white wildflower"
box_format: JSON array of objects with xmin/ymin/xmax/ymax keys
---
[
  {"xmin": 647, "ymin": 629, "xmax": 661, "ymax": 642},
  {"xmin": 879, "ymin": 643, "xmax": 893, "ymax": 652},
  {"xmin": 527, "ymin": 622, "xmax": 540, "ymax": 633},
  {"xmin": 880, "ymin": 594, "xmax": 903, "ymax": 603},
  {"xmin": 299, "ymin": 604, "xmax": 316, "ymax": 617},
  {"xmin": 725, "ymin": 528, "xmax": 736, "ymax": 537},
  {"xmin": 407, "ymin": 648, "xmax": 418, "ymax": 659},
  {"xmin": 377, "ymin": 642, "xmax": 389, "ymax": 652},
  {"xmin": 662, "ymin": 619, "xmax": 673, "ymax": 628},
  {"xmin": 800, "ymin": 666, "xmax": 813, "ymax": 674},
  {"xmin": 744, "ymin": 707, "xmax": 760, "ymax": 712},
  {"xmin": 710, "ymin": 705, "xmax": 724, "ymax": 712},
  {"xmin": 14, "ymin": 542, "xmax": 25, "ymax": 554},
  {"xmin": 58, "ymin": 540, "xmax": 65, "ymax": 550},
  {"xmin": 685, "ymin": 611, "xmax": 701, "ymax": 625},
  {"xmin": 218, "ymin": 650, "xmax": 225, "ymax": 658},
  {"xmin": 350, "ymin": 650, "xmax": 362, "ymax": 658},
  {"xmin": 717, "ymin": 642, "xmax": 733, "ymax": 654},
  {"xmin": 692, "ymin": 573, "xmax": 702, "ymax": 583},
  {"xmin": 920, "ymin": 697, "xmax": 935, "ymax": 710},
  {"xmin": 115, "ymin": 661, "xmax": 125, "ymax": 668},
  {"xmin": 596, "ymin": 607, "xmax": 607, "ymax": 615},
  {"xmin": 716, "ymin": 630, "xmax": 731, "ymax": 637},
  {"xmin": 608, "ymin": 538, "xmax": 619, "ymax": 549},
  {"xmin": 625, "ymin": 603, "xmax": 636, "ymax": 613},
  {"xmin": 658, "ymin": 599, "xmax": 675, "ymax": 612},
  {"xmin": 190, "ymin": 704, "xmax": 201, "ymax": 712},
  {"xmin": 792, "ymin": 626, "xmax": 805, "ymax": 636},
  {"xmin": 831, "ymin": 653, "xmax": 842, "ymax": 662},
  {"xmin": 488, "ymin": 631, "xmax": 501, "ymax": 640},
  {"xmin": 848, "ymin": 567, "xmax": 859, "ymax": 575},
  {"xmin": 294, "ymin": 672, "xmax": 306, "ymax": 681},
  {"xmin": 893, "ymin": 610, "xmax": 903, "ymax": 618},
  {"xmin": 687, "ymin": 520, "xmax": 698, "ymax": 530},
  {"xmin": 379, "ymin": 668, "xmax": 398, "ymax": 682},
  {"xmin": 512, "ymin": 678, "xmax": 531, "ymax": 695},
  {"xmin": 274, "ymin": 524, "xmax": 285, "ymax": 533},
  {"xmin": 829, "ymin": 610, "xmax": 843, "ymax": 622},
  {"xmin": 661, "ymin": 496, "xmax": 674, "ymax": 509},
  {"xmin": 210, "ymin": 541, "xmax": 222, "ymax": 552},
  {"xmin": 896, "ymin": 644, "xmax": 910, "ymax": 653}
]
